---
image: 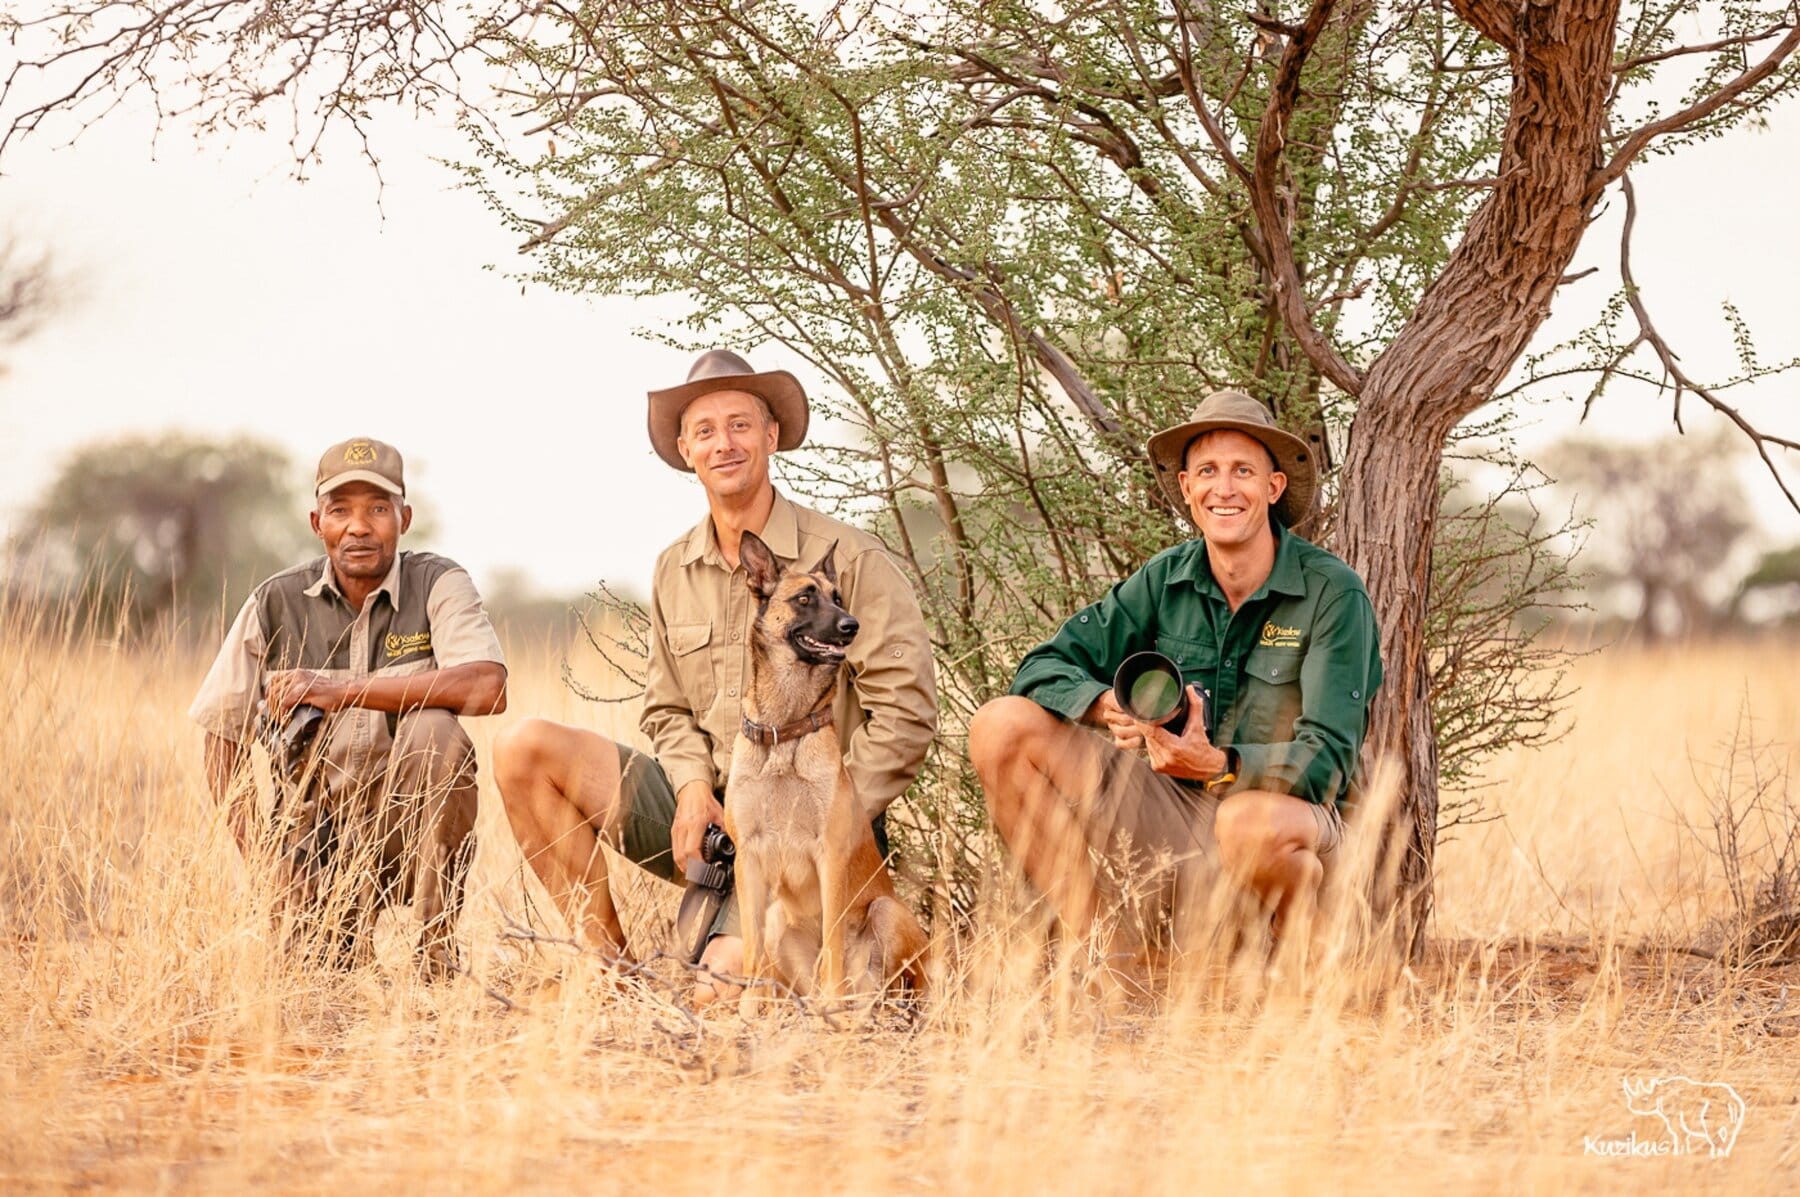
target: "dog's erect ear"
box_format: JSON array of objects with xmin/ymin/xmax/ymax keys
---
[
  {"xmin": 809, "ymin": 540, "xmax": 840, "ymax": 587},
  {"xmin": 740, "ymin": 530, "xmax": 782, "ymax": 598}
]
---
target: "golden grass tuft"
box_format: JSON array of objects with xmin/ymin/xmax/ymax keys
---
[{"xmin": 3, "ymin": 594, "xmax": 1797, "ymax": 1192}]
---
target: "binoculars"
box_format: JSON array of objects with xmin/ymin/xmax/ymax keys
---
[
  {"xmin": 675, "ymin": 824, "xmax": 737, "ymax": 965},
  {"xmin": 256, "ymin": 701, "xmax": 326, "ymax": 780},
  {"xmin": 1112, "ymin": 651, "xmax": 1212, "ymax": 738}
]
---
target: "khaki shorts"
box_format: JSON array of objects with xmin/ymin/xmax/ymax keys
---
[
  {"xmin": 605, "ymin": 744, "xmax": 739, "ymax": 939},
  {"xmin": 1080, "ymin": 733, "xmax": 1344, "ymax": 953}
]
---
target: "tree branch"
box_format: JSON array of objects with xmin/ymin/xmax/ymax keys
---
[
  {"xmin": 1614, "ymin": 173, "xmax": 1800, "ymax": 510},
  {"xmin": 1598, "ymin": 18, "xmax": 1800, "ymax": 188},
  {"xmin": 1248, "ymin": 0, "xmax": 1364, "ymax": 396}
]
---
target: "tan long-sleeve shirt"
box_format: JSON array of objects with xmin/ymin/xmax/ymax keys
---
[{"xmin": 641, "ymin": 492, "xmax": 938, "ymax": 821}]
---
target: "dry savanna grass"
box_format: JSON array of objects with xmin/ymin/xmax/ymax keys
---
[{"xmin": 2, "ymin": 590, "xmax": 1797, "ymax": 1194}]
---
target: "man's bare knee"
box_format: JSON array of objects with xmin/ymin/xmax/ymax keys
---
[
  {"xmin": 492, "ymin": 718, "xmax": 554, "ymax": 794},
  {"xmin": 969, "ymin": 696, "xmax": 1063, "ymax": 812},
  {"xmin": 1216, "ymin": 793, "xmax": 1318, "ymax": 886}
]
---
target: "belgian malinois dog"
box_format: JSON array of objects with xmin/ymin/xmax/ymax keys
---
[{"xmin": 724, "ymin": 530, "xmax": 929, "ymax": 999}]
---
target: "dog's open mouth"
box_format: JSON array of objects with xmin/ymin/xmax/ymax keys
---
[{"xmin": 794, "ymin": 633, "xmax": 849, "ymax": 662}]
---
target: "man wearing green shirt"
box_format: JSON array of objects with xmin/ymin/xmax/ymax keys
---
[{"xmin": 968, "ymin": 390, "xmax": 1381, "ymax": 965}]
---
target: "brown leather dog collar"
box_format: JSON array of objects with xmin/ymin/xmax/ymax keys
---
[{"xmin": 740, "ymin": 708, "xmax": 833, "ymax": 747}]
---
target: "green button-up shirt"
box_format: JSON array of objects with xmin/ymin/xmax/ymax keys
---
[{"xmin": 1008, "ymin": 522, "xmax": 1382, "ymax": 808}]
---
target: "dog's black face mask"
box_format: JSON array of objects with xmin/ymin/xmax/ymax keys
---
[
  {"xmin": 784, "ymin": 582, "xmax": 859, "ymax": 666},
  {"xmin": 740, "ymin": 531, "xmax": 857, "ymax": 667}
]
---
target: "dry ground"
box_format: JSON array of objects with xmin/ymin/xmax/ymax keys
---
[{"xmin": 2, "ymin": 600, "xmax": 1797, "ymax": 1194}]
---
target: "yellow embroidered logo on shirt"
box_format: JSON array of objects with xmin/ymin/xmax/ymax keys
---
[
  {"xmin": 386, "ymin": 631, "xmax": 432, "ymax": 658},
  {"xmin": 345, "ymin": 441, "xmax": 377, "ymax": 465},
  {"xmin": 1259, "ymin": 621, "xmax": 1303, "ymax": 649}
]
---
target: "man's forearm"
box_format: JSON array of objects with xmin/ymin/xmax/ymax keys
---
[
  {"xmin": 203, "ymin": 733, "xmax": 253, "ymax": 854},
  {"xmin": 337, "ymin": 662, "xmax": 508, "ymax": 716}
]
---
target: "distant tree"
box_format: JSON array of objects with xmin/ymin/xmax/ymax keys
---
[
  {"xmin": 1736, "ymin": 543, "xmax": 1800, "ymax": 624},
  {"xmin": 8, "ymin": 433, "xmax": 313, "ymax": 636},
  {"xmin": 1543, "ymin": 431, "xmax": 1754, "ymax": 641}
]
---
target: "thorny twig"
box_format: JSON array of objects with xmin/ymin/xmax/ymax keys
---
[{"xmin": 1603, "ymin": 174, "xmax": 1800, "ymax": 511}]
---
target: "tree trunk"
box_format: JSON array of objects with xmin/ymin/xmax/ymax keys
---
[{"xmin": 1334, "ymin": 0, "xmax": 1619, "ymax": 949}]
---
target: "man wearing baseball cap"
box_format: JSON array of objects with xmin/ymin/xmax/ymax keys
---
[
  {"xmin": 190, "ymin": 437, "xmax": 508, "ymax": 975},
  {"xmin": 492, "ymin": 350, "xmax": 938, "ymax": 1003},
  {"xmin": 968, "ymin": 391, "xmax": 1382, "ymax": 978}
]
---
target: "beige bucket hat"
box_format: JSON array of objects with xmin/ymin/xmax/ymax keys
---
[
  {"xmin": 647, "ymin": 349, "xmax": 809, "ymax": 471},
  {"xmin": 1145, "ymin": 390, "xmax": 1318, "ymax": 529}
]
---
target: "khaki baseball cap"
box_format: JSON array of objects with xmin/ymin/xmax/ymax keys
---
[{"xmin": 315, "ymin": 437, "xmax": 405, "ymax": 498}]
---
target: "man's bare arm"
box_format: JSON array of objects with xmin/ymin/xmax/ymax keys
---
[{"xmin": 264, "ymin": 661, "xmax": 508, "ymax": 718}]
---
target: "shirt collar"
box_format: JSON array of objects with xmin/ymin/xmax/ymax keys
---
[
  {"xmin": 1168, "ymin": 519, "xmax": 1306, "ymax": 601},
  {"xmin": 301, "ymin": 552, "xmax": 403, "ymax": 607},
  {"xmin": 679, "ymin": 489, "xmax": 800, "ymax": 568}
]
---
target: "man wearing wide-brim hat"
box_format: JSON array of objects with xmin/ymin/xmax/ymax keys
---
[
  {"xmin": 492, "ymin": 350, "xmax": 938, "ymax": 1002},
  {"xmin": 968, "ymin": 390, "xmax": 1382, "ymax": 972}
]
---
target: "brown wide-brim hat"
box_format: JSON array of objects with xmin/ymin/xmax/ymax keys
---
[
  {"xmin": 1145, "ymin": 389, "xmax": 1319, "ymax": 530},
  {"xmin": 648, "ymin": 349, "xmax": 809, "ymax": 471}
]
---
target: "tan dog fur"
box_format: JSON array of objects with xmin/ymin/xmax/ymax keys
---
[{"xmin": 723, "ymin": 532, "xmax": 928, "ymax": 999}]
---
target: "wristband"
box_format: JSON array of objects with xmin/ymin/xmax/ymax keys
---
[{"xmin": 1204, "ymin": 746, "xmax": 1239, "ymax": 794}]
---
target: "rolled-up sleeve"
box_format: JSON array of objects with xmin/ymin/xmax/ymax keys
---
[
  {"xmin": 1231, "ymin": 587, "xmax": 1381, "ymax": 806},
  {"xmin": 188, "ymin": 595, "xmax": 267, "ymax": 742},
  {"xmin": 640, "ymin": 554, "xmax": 719, "ymax": 798},
  {"xmin": 840, "ymin": 546, "xmax": 939, "ymax": 821},
  {"xmin": 1008, "ymin": 562, "xmax": 1160, "ymax": 721},
  {"xmin": 425, "ymin": 567, "xmax": 507, "ymax": 669}
]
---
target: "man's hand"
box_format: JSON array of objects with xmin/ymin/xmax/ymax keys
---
[
  {"xmin": 265, "ymin": 669, "xmax": 347, "ymax": 715},
  {"xmin": 672, "ymin": 779, "xmax": 726, "ymax": 874},
  {"xmin": 1139, "ymin": 685, "xmax": 1230, "ymax": 782},
  {"xmin": 1084, "ymin": 690, "xmax": 1145, "ymax": 752}
]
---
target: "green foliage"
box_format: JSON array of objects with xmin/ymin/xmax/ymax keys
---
[
  {"xmin": 1736, "ymin": 543, "xmax": 1800, "ymax": 623},
  {"xmin": 456, "ymin": 0, "xmax": 1797, "ymax": 902},
  {"xmin": 7, "ymin": 433, "xmax": 312, "ymax": 637},
  {"xmin": 1740, "ymin": 543, "xmax": 1800, "ymax": 592}
]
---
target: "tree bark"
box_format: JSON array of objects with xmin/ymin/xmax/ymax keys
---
[{"xmin": 1336, "ymin": 0, "xmax": 1619, "ymax": 949}]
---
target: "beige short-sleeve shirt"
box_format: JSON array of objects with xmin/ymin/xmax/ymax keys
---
[
  {"xmin": 189, "ymin": 550, "xmax": 504, "ymax": 789},
  {"xmin": 640, "ymin": 492, "xmax": 937, "ymax": 821}
]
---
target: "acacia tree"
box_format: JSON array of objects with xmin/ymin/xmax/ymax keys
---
[
  {"xmin": 7, "ymin": 0, "xmax": 1798, "ymax": 939},
  {"xmin": 487, "ymin": 0, "xmax": 1800, "ymax": 936},
  {"xmin": 8, "ymin": 434, "xmax": 311, "ymax": 634},
  {"xmin": 1544, "ymin": 431, "xmax": 1753, "ymax": 640}
]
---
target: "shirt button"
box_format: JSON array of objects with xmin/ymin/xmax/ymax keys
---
[
  {"xmin": 1270, "ymin": 667, "xmax": 1280, "ymax": 676},
  {"xmin": 731, "ymin": 631, "xmax": 740, "ymax": 641},
  {"xmin": 892, "ymin": 649, "xmax": 902, "ymax": 658},
  {"xmin": 1079, "ymin": 614, "xmax": 1089, "ymax": 623},
  {"xmin": 1352, "ymin": 690, "xmax": 1360, "ymax": 699},
  {"xmin": 728, "ymin": 687, "xmax": 738, "ymax": 697},
  {"xmin": 1225, "ymin": 658, "xmax": 1234, "ymax": 667}
]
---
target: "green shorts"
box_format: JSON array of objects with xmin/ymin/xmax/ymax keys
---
[{"xmin": 611, "ymin": 744, "xmax": 739, "ymax": 939}]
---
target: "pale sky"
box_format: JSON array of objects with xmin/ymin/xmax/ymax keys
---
[{"xmin": 3, "ymin": 81, "xmax": 1797, "ymax": 600}]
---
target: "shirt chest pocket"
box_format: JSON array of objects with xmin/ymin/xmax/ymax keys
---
[
  {"xmin": 666, "ymin": 621, "xmax": 717, "ymax": 712},
  {"xmin": 1242, "ymin": 646, "xmax": 1304, "ymax": 743},
  {"xmin": 1153, "ymin": 631, "xmax": 1216, "ymax": 679}
]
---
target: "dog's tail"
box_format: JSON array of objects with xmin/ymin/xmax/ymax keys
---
[{"xmin": 869, "ymin": 895, "xmax": 931, "ymax": 995}]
